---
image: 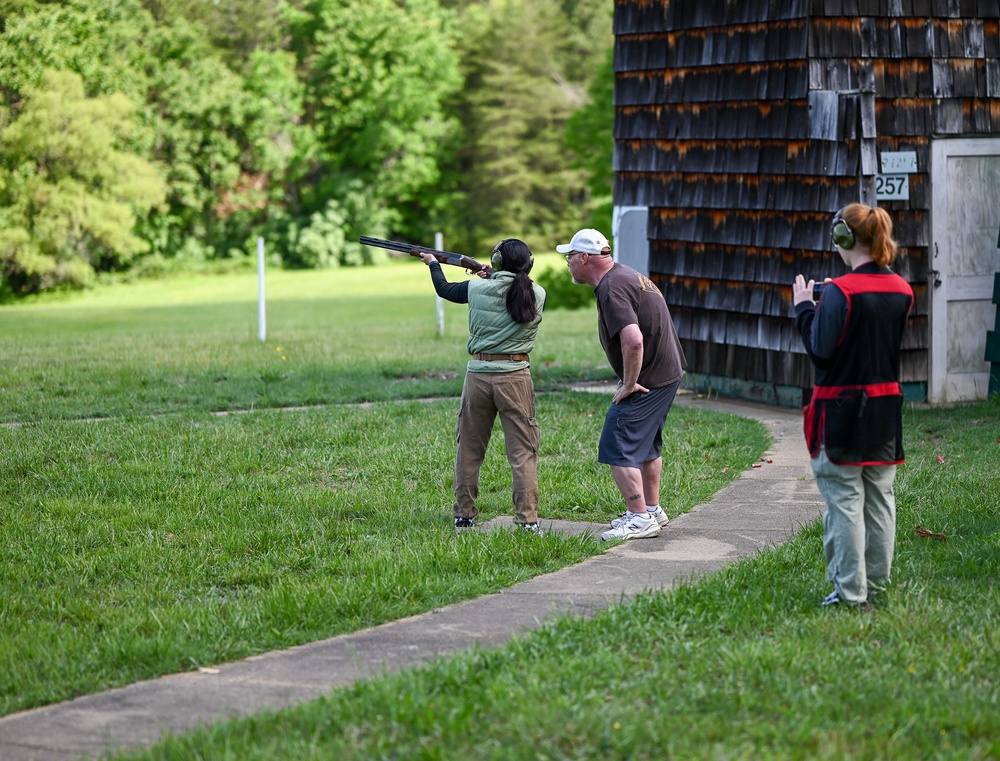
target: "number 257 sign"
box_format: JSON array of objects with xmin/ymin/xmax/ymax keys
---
[{"xmin": 875, "ymin": 174, "xmax": 909, "ymax": 201}]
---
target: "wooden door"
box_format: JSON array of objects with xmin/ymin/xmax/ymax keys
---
[{"xmin": 929, "ymin": 138, "xmax": 1000, "ymax": 403}]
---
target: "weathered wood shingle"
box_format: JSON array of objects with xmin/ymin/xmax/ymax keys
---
[{"xmin": 614, "ymin": 0, "xmax": 999, "ymax": 397}]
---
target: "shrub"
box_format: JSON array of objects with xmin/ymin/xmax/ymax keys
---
[{"xmin": 535, "ymin": 265, "xmax": 593, "ymax": 310}]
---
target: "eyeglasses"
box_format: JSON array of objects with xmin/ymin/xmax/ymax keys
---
[{"xmin": 563, "ymin": 251, "xmax": 583, "ymax": 262}]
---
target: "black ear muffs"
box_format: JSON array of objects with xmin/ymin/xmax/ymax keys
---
[{"xmin": 831, "ymin": 212, "xmax": 855, "ymax": 250}]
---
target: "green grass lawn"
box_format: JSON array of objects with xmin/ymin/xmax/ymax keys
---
[
  {"xmin": 117, "ymin": 399, "xmax": 1000, "ymax": 761},
  {"xmin": 4, "ymin": 262, "xmax": 997, "ymax": 759},
  {"xmin": 0, "ymin": 260, "xmax": 770, "ymax": 715},
  {"xmin": 0, "ymin": 256, "xmax": 607, "ymax": 422}
]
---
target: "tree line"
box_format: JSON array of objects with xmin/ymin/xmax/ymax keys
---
[{"xmin": 0, "ymin": 0, "xmax": 612, "ymax": 296}]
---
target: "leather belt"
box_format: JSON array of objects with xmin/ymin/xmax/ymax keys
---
[{"xmin": 473, "ymin": 352, "xmax": 530, "ymax": 362}]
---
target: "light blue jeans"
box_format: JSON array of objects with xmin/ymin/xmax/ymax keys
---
[{"xmin": 811, "ymin": 448, "xmax": 897, "ymax": 604}]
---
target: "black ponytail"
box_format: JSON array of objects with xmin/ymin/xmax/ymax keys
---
[{"xmin": 496, "ymin": 239, "xmax": 537, "ymax": 323}]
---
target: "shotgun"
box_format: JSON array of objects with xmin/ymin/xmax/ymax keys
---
[{"xmin": 359, "ymin": 235, "xmax": 486, "ymax": 273}]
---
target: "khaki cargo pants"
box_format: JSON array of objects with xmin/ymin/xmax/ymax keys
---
[{"xmin": 453, "ymin": 369, "xmax": 540, "ymax": 525}]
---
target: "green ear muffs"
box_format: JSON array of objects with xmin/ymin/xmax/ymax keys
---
[
  {"xmin": 491, "ymin": 239, "xmax": 510, "ymax": 270},
  {"xmin": 831, "ymin": 211, "xmax": 855, "ymax": 250},
  {"xmin": 490, "ymin": 239, "xmax": 533, "ymax": 272}
]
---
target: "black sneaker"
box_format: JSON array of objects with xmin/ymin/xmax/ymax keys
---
[
  {"xmin": 515, "ymin": 522, "xmax": 540, "ymax": 534},
  {"xmin": 454, "ymin": 517, "xmax": 475, "ymax": 532}
]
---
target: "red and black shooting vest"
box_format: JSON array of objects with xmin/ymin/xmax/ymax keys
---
[{"xmin": 803, "ymin": 269, "xmax": 913, "ymax": 465}]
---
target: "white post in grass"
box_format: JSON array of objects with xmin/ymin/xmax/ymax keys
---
[
  {"xmin": 434, "ymin": 231, "xmax": 445, "ymax": 337},
  {"xmin": 257, "ymin": 237, "xmax": 266, "ymax": 343}
]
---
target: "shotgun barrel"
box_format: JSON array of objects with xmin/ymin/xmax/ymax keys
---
[{"xmin": 359, "ymin": 235, "xmax": 485, "ymax": 273}]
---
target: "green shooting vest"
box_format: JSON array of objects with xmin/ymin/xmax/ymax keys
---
[{"xmin": 466, "ymin": 272, "xmax": 545, "ymax": 373}]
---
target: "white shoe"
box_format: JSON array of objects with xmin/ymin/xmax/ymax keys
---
[
  {"xmin": 611, "ymin": 505, "xmax": 669, "ymax": 529},
  {"xmin": 601, "ymin": 511, "xmax": 661, "ymax": 541}
]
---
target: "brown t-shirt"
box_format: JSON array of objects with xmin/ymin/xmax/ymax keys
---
[{"xmin": 594, "ymin": 263, "xmax": 687, "ymax": 388}]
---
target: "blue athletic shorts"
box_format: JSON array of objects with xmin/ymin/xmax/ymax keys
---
[{"xmin": 598, "ymin": 379, "xmax": 681, "ymax": 468}]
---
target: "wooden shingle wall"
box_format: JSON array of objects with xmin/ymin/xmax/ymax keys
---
[{"xmin": 614, "ymin": 0, "xmax": 1000, "ymax": 401}]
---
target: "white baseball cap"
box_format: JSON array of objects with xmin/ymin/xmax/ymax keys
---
[{"xmin": 555, "ymin": 228, "xmax": 611, "ymax": 255}]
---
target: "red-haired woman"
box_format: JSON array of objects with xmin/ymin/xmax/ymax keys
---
[{"xmin": 792, "ymin": 204, "xmax": 914, "ymax": 609}]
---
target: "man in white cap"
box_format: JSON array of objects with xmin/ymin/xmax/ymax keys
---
[{"xmin": 557, "ymin": 228, "xmax": 687, "ymax": 541}]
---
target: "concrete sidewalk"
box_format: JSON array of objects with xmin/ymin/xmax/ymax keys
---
[{"xmin": 0, "ymin": 394, "xmax": 822, "ymax": 761}]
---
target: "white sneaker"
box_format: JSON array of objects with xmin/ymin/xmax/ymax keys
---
[
  {"xmin": 611, "ymin": 505, "xmax": 669, "ymax": 529},
  {"xmin": 601, "ymin": 511, "xmax": 661, "ymax": 541}
]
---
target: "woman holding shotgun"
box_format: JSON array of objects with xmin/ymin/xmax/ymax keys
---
[{"xmin": 417, "ymin": 238, "xmax": 546, "ymax": 532}]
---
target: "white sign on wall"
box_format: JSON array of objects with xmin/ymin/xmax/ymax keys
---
[
  {"xmin": 880, "ymin": 151, "xmax": 918, "ymax": 173},
  {"xmin": 875, "ymin": 174, "xmax": 910, "ymax": 200},
  {"xmin": 876, "ymin": 151, "xmax": 917, "ymax": 200}
]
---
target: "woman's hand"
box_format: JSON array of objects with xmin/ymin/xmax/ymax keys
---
[{"xmin": 792, "ymin": 274, "xmax": 815, "ymax": 306}]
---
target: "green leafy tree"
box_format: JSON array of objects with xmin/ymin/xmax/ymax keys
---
[
  {"xmin": 556, "ymin": 0, "xmax": 614, "ymax": 77},
  {"xmin": 140, "ymin": 22, "xmax": 304, "ymax": 261},
  {"xmin": 565, "ymin": 44, "xmax": 614, "ymax": 235},
  {"xmin": 290, "ymin": 0, "xmax": 461, "ymax": 245},
  {"xmin": 0, "ymin": 0, "xmax": 615, "ymax": 285},
  {"xmin": 0, "ymin": 69, "xmax": 166, "ymax": 294},
  {"xmin": 441, "ymin": 0, "xmax": 610, "ymax": 254},
  {"xmin": 1, "ymin": 1, "xmax": 304, "ymax": 271},
  {"xmin": 142, "ymin": 0, "xmax": 300, "ymax": 69},
  {"xmin": 0, "ymin": 0, "xmax": 154, "ymax": 119}
]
